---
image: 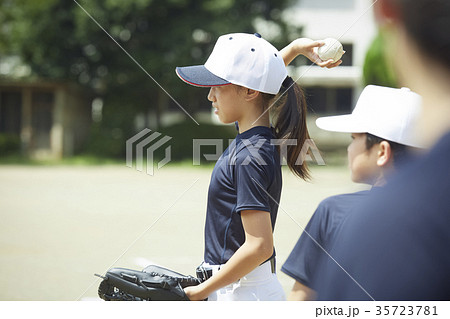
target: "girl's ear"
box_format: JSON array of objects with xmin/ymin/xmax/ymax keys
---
[
  {"xmin": 377, "ymin": 141, "xmax": 393, "ymax": 167},
  {"xmin": 244, "ymin": 88, "xmax": 260, "ymax": 102}
]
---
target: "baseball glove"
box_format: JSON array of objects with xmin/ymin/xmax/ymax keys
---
[{"xmin": 96, "ymin": 264, "xmax": 201, "ymax": 301}]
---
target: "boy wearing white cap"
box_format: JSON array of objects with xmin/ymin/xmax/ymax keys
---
[{"xmin": 281, "ymin": 85, "xmax": 423, "ymax": 300}]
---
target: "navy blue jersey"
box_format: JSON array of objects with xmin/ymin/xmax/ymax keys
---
[
  {"xmin": 281, "ymin": 191, "xmax": 370, "ymax": 288},
  {"xmin": 315, "ymin": 132, "xmax": 450, "ymax": 300},
  {"xmin": 204, "ymin": 126, "xmax": 282, "ymax": 265}
]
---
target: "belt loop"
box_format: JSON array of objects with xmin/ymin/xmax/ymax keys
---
[
  {"xmin": 196, "ymin": 262, "xmax": 215, "ymax": 282},
  {"xmin": 270, "ymin": 257, "xmax": 276, "ymax": 274}
]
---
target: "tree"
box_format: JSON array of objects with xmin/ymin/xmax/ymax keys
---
[
  {"xmin": 1, "ymin": 0, "xmax": 297, "ymax": 157},
  {"xmin": 363, "ymin": 30, "xmax": 398, "ymax": 88},
  {"xmin": 1, "ymin": 0, "xmax": 295, "ymax": 120}
]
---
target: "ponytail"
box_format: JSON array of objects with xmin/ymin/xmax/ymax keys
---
[{"xmin": 263, "ymin": 76, "xmax": 311, "ymax": 180}]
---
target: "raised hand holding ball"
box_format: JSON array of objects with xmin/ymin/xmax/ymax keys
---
[{"xmin": 316, "ymin": 38, "xmax": 345, "ymax": 62}]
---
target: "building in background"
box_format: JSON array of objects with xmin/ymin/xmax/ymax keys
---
[
  {"xmin": 0, "ymin": 80, "xmax": 91, "ymax": 159},
  {"xmin": 285, "ymin": 0, "xmax": 376, "ymax": 114},
  {"xmin": 283, "ymin": 0, "xmax": 377, "ymax": 146},
  {"xmin": 286, "ymin": 0, "xmax": 377, "ymax": 115},
  {"xmin": 0, "ymin": 0, "xmax": 378, "ymax": 159}
]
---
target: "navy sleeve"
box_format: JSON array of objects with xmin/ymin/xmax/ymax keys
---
[
  {"xmin": 281, "ymin": 202, "xmax": 329, "ymax": 287},
  {"xmin": 234, "ymin": 146, "xmax": 273, "ymax": 213}
]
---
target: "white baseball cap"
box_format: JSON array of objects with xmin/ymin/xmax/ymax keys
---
[
  {"xmin": 176, "ymin": 33, "xmax": 287, "ymax": 94},
  {"xmin": 316, "ymin": 85, "xmax": 423, "ymax": 148}
]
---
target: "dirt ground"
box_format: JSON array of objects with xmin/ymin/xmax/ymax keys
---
[{"xmin": 0, "ymin": 163, "xmax": 366, "ymax": 300}]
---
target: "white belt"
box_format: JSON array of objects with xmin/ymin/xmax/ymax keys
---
[{"xmin": 201, "ymin": 259, "xmax": 275, "ymax": 286}]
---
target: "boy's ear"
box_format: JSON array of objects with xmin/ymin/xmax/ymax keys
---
[{"xmin": 377, "ymin": 141, "xmax": 393, "ymax": 167}]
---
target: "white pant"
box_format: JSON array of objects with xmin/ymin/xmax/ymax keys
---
[{"xmin": 204, "ymin": 261, "xmax": 286, "ymax": 301}]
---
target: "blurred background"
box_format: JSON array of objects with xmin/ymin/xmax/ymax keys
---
[
  {"xmin": 0, "ymin": 0, "xmax": 396, "ymax": 162},
  {"xmin": 0, "ymin": 0, "xmax": 392, "ymax": 300}
]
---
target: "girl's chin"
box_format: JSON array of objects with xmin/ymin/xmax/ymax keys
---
[{"xmin": 218, "ymin": 118, "xmax": 234, "ymax": 125}]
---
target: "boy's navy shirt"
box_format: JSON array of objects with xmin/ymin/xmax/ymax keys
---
[
  {"xmin": 204, "ymin": 126, "xmax": 282, "ymax": 265},
  {"xmin": 314, "ymin": 131, "xmax": 450, "ymax": 300},
  {"xmin": 281, "ymin": 190, "xmax": 370, "ymax": 289}
]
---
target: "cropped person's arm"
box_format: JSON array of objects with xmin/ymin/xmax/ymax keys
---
[
  {"xmin": 288, "ymin": 280, "xmax": 317, "ymax": 301},
  {"xmin": 184, "ymin": 210, "xmax": 273, "ymax": 301},
  {"xmin": 280, "ymin": 38, "xmax": 342, "ymax": 68}
]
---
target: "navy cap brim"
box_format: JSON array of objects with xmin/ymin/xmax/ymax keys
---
[{"xmin": 176, "ymin": 65, "xmax": 230, "ymax": 87}]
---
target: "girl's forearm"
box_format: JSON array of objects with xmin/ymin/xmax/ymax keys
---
[
  {"xmin": 280, "ymin": 41, "xmax": 299, "ymax": 66},
  {"xmin": 195, "ymin": 240, "xmax": 273, "ymax": 299}
]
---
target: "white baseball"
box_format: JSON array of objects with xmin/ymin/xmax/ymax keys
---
[{"xmin": 317, "ymin": 38, "xmax": 344, "ymax": 61}]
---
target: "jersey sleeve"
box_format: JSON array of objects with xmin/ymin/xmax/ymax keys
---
[
  {"xmin": 281, "ymin": 202, "xmax": 330, "ymax": 288},
  {"xmin": 234, "ymin": 143, "xmax": 274, "ymax": 213}
]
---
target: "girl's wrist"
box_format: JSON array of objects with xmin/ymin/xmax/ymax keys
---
[
  {"xmin": 185, "ymin": 282, "xmax": 210, "ymax": 301},
  {"xmin": 288, "ymin": 40, "xmax": 303, "ymax": 58},
  {"xmin": 281, "ymin": 40, "xmax": 305, "ymax": 65}
]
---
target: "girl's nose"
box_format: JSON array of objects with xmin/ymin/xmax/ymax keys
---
[{"xmin": 207, "ymin": 87, "xmax": 215, "ymax": 102}]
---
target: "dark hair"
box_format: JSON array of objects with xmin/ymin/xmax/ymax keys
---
[
  {"xmin": 365, "ymin": 133, "xmax": 411, "ymax": 166},
  {"xmin": 396, "ymin": 0, "xmax": 450, "ymax": 70},
  {"xmin": 261, "ymin": 77, "xmax": 311, "ymax": 180}
]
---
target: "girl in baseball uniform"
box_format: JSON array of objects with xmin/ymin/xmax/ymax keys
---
[{"xmin": 176, "ymin": 33, "xmax": 339, "ymax": 301}]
